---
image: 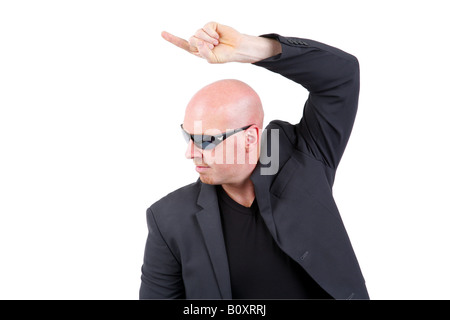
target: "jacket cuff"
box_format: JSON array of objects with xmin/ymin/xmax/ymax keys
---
[{"xmin": 253, "ymin": 33, "xmax": 312, "ymax": 65}]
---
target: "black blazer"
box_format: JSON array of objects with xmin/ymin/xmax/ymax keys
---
[{"xmin": 139, "ymin": 34, "xmax": 369, "ymax": 299}]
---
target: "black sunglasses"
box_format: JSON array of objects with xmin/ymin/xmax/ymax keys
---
[{"xmin": 180, "ymin": 124, "xmax": 253, "ymax": 150}]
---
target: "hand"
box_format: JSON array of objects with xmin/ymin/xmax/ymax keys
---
[
  {"xmin": 161, "ymin": 22, "xmax": 243, "ymax": 64},
  {"xmin": 161, "ymin": 22, "xmax": 282, "ymax": 64}
]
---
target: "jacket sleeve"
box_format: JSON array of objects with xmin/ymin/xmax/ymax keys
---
[
  {"xmin": 139, "ymin": 207, "xmax": 185, "ymax": 299},
  {"xmin": 253, "ymin": 34, "xmax": 360, "ymax": 169}
]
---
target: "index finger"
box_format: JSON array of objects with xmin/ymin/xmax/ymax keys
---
[{"xmin": 161, "ymin": 31, "xmax": 191, "ymax": 52}]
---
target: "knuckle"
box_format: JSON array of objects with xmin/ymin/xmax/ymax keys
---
[
  {"xmin": 204, "ymin": 22, "xmax": 218, "ymax": 34},
  {"xmin": 204, "ymin": 21, "xmax": 217, "ymax": 28},
  {"xmin": 195, "ymin": 29, "xmax": 204, "ymax": 37}
]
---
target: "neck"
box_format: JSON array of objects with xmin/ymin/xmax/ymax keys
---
[{"xmin": 221, "ymin": 178, "xmax": 255, "ymax": 208}]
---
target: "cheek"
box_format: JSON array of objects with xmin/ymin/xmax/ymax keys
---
[
  {"xmin": 206, "ymin": 144, "xmax": 231, "ymax": 165},
  {"xmin": 216, "ymin": 139, "xmax": 246, "ymax": 165}
]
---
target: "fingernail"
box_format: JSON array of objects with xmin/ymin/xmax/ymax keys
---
[{"xmin": 208, "ymin": 43, "xmax": 214, "ymax": 50}]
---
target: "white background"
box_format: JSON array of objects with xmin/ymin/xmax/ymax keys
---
[{"xmin": 1, "ymin": 0, "xmax": 449, "ymax": 300}]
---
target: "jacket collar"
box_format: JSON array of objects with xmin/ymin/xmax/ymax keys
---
[
  {"xmin": 195, "ymin": 182, "xmax": 232, "ymax": 299},
  {"xmin": 251, "ymin": 163, "xmax": 279, "ymax": 242}
]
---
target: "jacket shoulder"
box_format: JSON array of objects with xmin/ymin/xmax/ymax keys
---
[
  {"xmin": 264, "ymin": 119, "xmax": 298, "ymax": 166},
  {"xmin": 148, "ymin": 180, "xmax": 201, "ymax": 218},
  {"xmin": 264, "ymin": 119, "xmax": 336, "ymax": 185},
  {"xmin": 267, "ymin": 119, "xmax": 297, "ymax": 143}
]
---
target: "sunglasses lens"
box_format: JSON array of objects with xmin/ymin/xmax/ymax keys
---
[
  {"xmin": 201, "ymin": 135, "xmax": 217, "ymax": 150},
  {"xmin": 202, "ymin": 142, "xmax": 216, "ymax": 150},
  {"xmin": 181, "ymin": 129, "xmax": 191, "ymax": 143},
  {"xmin": 181, "ymin": 129, "xmax": 210, "ymax": 150}
]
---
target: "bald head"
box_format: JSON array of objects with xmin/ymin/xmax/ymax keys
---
[{"xmin": 184, "ymin": 79, "xmax": 263, "ymax": 132}]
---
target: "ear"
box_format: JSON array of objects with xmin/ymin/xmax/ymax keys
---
[{"xmin": 245, "ymin": 128, "xmax": 259, "ymax": 151}]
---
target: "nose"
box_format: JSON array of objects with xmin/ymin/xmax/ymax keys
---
[{"xmin": 185, "ymin": 140, "xmax": 203, "ymax": 159}]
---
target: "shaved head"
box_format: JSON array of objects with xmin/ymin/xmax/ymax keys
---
[
  {"xmin": 184, "ymin": 79, "xmax": 263, "ymax": 132},
  {"xmin": 182, "ymin": 79, "xmax": 264, "ymax": 190}
]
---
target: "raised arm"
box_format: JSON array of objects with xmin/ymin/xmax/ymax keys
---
[
  {"xmin": 163, "ymin": 22, "xmax": 360, "ymax": 170},
  {"xmin": 253, "ymin": 34, "xmax": 360, "ymax": 170}
]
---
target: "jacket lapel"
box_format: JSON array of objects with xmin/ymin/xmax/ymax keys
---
[
  {"xmin": 251, "ymin": 163, "xmax": 279, "ymax": 243},
  {"xmin": 195, "ymin": 182, "xmax": 232, "ymax": 299}
]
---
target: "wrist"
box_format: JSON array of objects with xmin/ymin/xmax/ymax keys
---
[{"xmin": 233, "ymin": 34, "xmax": 282, "ymax": 63}]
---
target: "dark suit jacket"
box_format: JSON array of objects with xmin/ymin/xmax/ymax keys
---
[{"xmin": 139, "ymin": 34, "xmax": 369, "ymax": 299}]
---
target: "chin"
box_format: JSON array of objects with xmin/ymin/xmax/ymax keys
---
[{"xmin": 199, "ymin": 175, "xmax": 217, "ymax": 185}]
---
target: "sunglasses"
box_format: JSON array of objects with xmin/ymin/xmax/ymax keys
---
[{"xmin": 180, "ymin": 124, "xmax": 253, "ymax": 150}]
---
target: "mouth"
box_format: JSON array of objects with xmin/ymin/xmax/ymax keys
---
[{"xmin": 195, "ymin": 164, "xmax": 210, "ymax": 173}]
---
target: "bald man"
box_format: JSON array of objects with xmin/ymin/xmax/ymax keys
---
[
  {"xmin": 139, "ymin": 22, "xmax": 369, "ymax": 300},
  {"xmin": 182, "ymin": 79, "xmax": 264, "ymax": 206}
]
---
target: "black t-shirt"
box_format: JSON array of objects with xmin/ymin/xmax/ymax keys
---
[{"xmin": 217, "ymin": 186, "xmax": 332, "ymax": 299}]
